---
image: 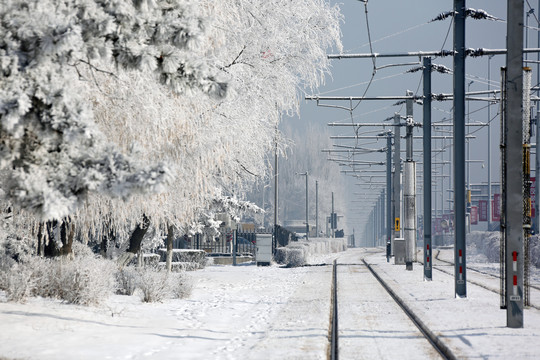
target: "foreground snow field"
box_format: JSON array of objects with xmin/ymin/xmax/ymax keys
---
[
  {"xmin": 1, "ymin": 247, "xmax": 540, "ymax": 359},
  {"xmin": 0, "ymin": 259, "xmax": 334, "ymax": 360}
]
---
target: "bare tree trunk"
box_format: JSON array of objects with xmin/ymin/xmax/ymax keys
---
[
  {"xmin": 166, "ymin": 224, "xmax": 174, "ymax": 272},
  {"xmin": 42, "ymin": 218, "xmax": 74, "ymax": 258},
  {"xmin": 44, "ymin": 220, "xmax": 59, "ymax": 257},
  {"xmin": 37, "ymin": 223, "xmax": 45, "ymax": 257},
  {"xmin": 117, "ymin": 214, "xmax": 150, "ymax": 268},
  {"xmin": 59, "ymin": 220, "xmax": 74, "ymax": 257},
  {"xmin": 100, "ymin": 219, "xmax": 116, "ymax": 258}
]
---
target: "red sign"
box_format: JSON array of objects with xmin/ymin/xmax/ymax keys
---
[
  {"xmin": 478, "ymin": 200, "xmax": 488, "ymax": 222},
  {"xmin": 492, "ymin": 194, "xmax": 501, "ymax": 222},
  {"xmin": 470, "ymin": 206, "xmax": 478, "ymax": 225}
]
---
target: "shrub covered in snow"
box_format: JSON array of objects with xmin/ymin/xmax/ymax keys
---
[
  {"xmin": 466, "ymin": 231, "xmax": 540, "ymax": 268},
  {"xmin": 116, "ymin": 265, "xmax": 193, "ymax": 302},
  {"xmin": 116, "ymin": 266, "xmax": 139, "ymax": 296},
  {"xmin": 157, "ymin": 249, "xmax": 207, "ymax": 270},
  {"xmin": 1, "ymin": 262, "xmax": 34, "ymax": 302},
  {"xmin": 1, "ymin": 252, "xmax": 116, "ymax": 305},
  {"xmin": 135, "ymin": 266, "xmax": 192, "ymax": 303},
  {"xmin": 275, "ymin": 238, "xmax": 347, "ymax": 267}
]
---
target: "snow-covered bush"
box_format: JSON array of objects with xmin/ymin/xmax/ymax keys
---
[
  {"xmin": 274, "ymin": 238, "xmax": 348, "ymax": 267},
  {"xmin": 2, "ymin": 253, "xmax": 116, "ymax": 305},
  {"xmin": 157, "ymin": 249, "xmax": 207, "ymax": 269},
  {"xmin": 115, "ymin": 265, "xmax": 192, "ymax": 301},
  {"xmin": 129, "ymin": 253, "xmax": 161, "ymax": 267},
  {"xmin": 116, "ymin": 266, "xmax": 139, "ymax": 296},
  {"xmin": 0, "ymin": 254, "xmax": 15, "ymax": 291},
  {"xmin": 51, "ymin": 256, "xmax": 116, "ymax": 305},
  {"xmin": 136, "ymin": 266, "xmax": 172, "ymax": 303},
  {"xmin": 2, "ymin": 262, "xmax": 34, "ymax": 303},
  {"xmin": 170, "ymin": 272, "xmax": 193, "ymax": 299}
]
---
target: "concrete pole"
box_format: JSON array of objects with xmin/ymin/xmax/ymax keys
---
[
  {"xmin": 423, "ymin": 57, "xmax": 433, "ymax": 280},
  {"xmin": 393, "ymin": 113, "xmax": 402, "ymax": 253},
  {"xmin": 504, "ymin": 0, "xmax": 524, "ymax": 328},
  {"xmin": 305, "ymin": 172, "xmax": 309, "ymax": 238},
  {"xmin": 467, "ymin": 80, "xmax": 474, "ymax": 234},
  {"xmin": 381, "ymin": 190, "xmax": 386, "ymax": 246},
  {"xmin": 316, "ymin": 180, "xmax": 319, "ymax": 236},
  {"xmin": 387, "ymin": 132, "xmax": 393, "ymax": 260},
  {"xmin": 453, "ymin": 0, "xmax": 467, "ymax": 298},
  {"xmin": 274, "ymin": 138, "xmax": 278, "ymax": 251},
  {"xmin": 405, "ymin": 91, "xmax": 416, "ymax": 270},
  {"xmin": 488, "ymin": 55, "xmax": 494, "ymax": 231},
  {"xmin": 332, "ymin": 192, "xmax": 335, "ymax": 238},
  {"xmin": 536, "ymin": 0, "xmax": 540, "ymax": 234}
]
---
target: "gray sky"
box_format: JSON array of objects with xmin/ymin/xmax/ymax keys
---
[{"xmin": 286, "ymin": 1, "xmax": 517, "ymax": 231}]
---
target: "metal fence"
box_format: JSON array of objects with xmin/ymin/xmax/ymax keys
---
[{"xmin": 172, "ymin": 226, "xmax": 294, "ymax": 257}]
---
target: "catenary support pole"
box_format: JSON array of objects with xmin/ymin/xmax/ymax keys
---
[
  {"xmin": 274, "ymin": 135, "xmax": 278, "ymax": 253},
  {"xmin": 453, "ymin": 0, "xmax": 467, "ymax": 298},
  {"xmin": 393, "ymin": 113, "xmax": 402, "ymax": 254},
  {"xmin": 405, "ymin": 91, "xmax": 416, "ymax": 270},
  {"xmin": 316, "ymin": 180, "xmax": 319, "ymax": 236},
  {"xmin": 536, "ymin": 0, "xmax": 540, "ymax": 234},
  {"xmin": 504, "ymin": 0, "xmax": 524, "ymax": 328},
  {"xmin": 305, "ymin": 172, "xmax": 309, "ymax": 239},
  {"xmin": 387, "ymin": 132, "xmax": 393, "ymax": 261},
  {"xmin": 488, "ymin": 55, "xmax": 494, "ymax": 231},
  {"xmin": 332, "ymin": 192, "xmax": 335, "ymax": 238},
  {"xmin": 423, "ymin": 57, "xmax": 433, "ymax": 280}
]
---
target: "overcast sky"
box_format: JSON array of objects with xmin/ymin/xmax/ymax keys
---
[{"xmin": 286, "ymin": 1, "xmax": 522, "ymax": 231}]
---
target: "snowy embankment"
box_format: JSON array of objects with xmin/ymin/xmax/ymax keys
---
[
  {"xmin": 465, "ymin": 231, "xmax": 540, "ymax": 268},
  {"xmin": 274, "ymin": 237, "xmax": 347, "ymax": 267}
]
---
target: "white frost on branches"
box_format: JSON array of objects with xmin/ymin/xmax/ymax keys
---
[
  {"xmin": 0, "ymin": 0, "xmax": 342, "ymax": 246},
  {"xmin": 0, "ymin": 0, "xmax": 225, "ymax": 220}
]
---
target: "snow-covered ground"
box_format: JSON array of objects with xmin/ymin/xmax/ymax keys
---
[{"xmin": 1, "ymin": 244, "xmax": 540, "ymax": 359}]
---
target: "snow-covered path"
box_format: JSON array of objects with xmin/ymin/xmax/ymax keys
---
[
  {"xmin": 0, "ymin": 262, "xmax": 334, "ymax": 360},
  {"xmin": 2, "ymin": 247, "xmax": 540, "ymax": 359}
]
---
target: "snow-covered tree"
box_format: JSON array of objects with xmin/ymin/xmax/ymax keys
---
[
  {"xmin": 0, "ymin": 0, "xmax": 226, "ymax": 220},
  {"xmin": 0, "ymin": 0, "xmax": 343, "ymax": 255},
  {"xmin": 69, "ymin": 0, "xmax": 342, "ymax": 235}
]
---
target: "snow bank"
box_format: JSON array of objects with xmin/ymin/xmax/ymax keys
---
[
  {"xmin": 466, "ymin": 231, "xmax": 540, "ymax": 268},
  {"xmin": 156, "ymin": 249, "xmax": 207, "ymax": 269},
  {"xmin": 274, "ymin": 237, "xmax": 347, "ymax": 267}
]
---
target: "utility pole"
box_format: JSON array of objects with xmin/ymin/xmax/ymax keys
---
[
  {"xmin": 316, "ymin": 180, "xmax": 319, "ymax": 237},
  {"xmin": 533, "ymin": 0, "xmax": 540, "ymax": 234},
  {"xmin": 274, "ymin": 134, "xmax": 279, "ymax": 252},
  {"xmin": 504, "ymin": 0, "xmax": 524, "ymax": 328},
  {"xmin": 453, "ymin": 0, "xmax": 467, "ymax": 298},
  {"xmin": 488, "ymin": 54, "xmax": 494, "ymax": 231},
  {"xmin": 296, "ymin": 172, "xmax": 309, "ymax": 239},
  {"xmin": 386, "ymin": 131, "xmax": 393, "ymax": 261},
  {"xmin": 536, "ymin": 0, "xmax": 540, "ymax": 235},
  {"xmin": 393, "ymin": 113, "xmax": 402, "ymax": 254},
  {"xmin": 423, "ymin": 57, "xmax": 433, "ymax": 280},
  {"xmin": 332, "ymin": 192, "xmax": 335, "ymax": 238},
  {"xmin": 404, "ymin": 91, "xmax": 416, "ymax": 270}
]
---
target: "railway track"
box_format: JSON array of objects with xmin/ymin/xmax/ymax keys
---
[
  {"xmin": 432, "ymin": 250, "xmax": 540, "ymax": 310},
  {"xmin": 328, "ymin": 257, "xmax": 457, "ymax": 360}
]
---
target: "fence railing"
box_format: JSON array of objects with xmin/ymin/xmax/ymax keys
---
[{"xmin": 173, "ymin": 225, "xmax": 295, "ymax": 257}]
